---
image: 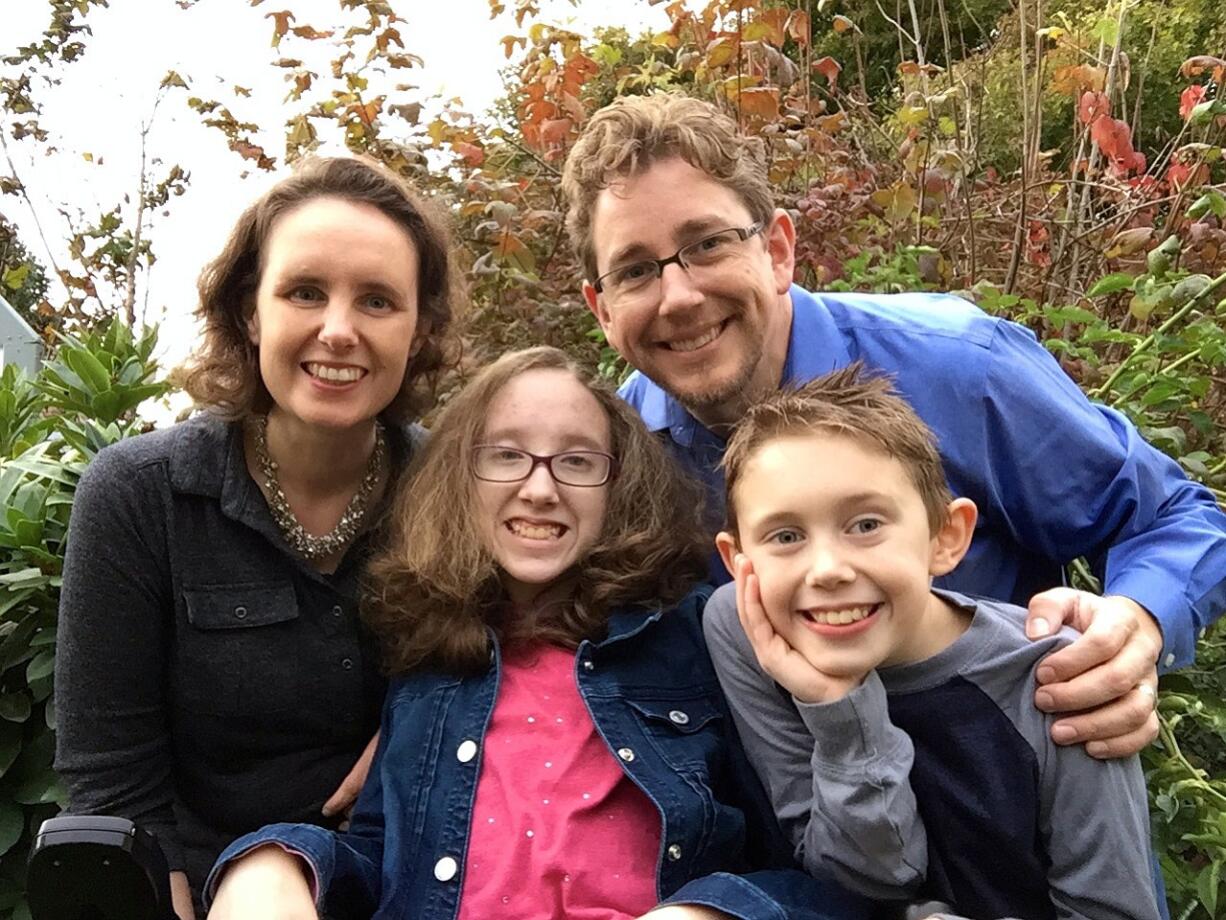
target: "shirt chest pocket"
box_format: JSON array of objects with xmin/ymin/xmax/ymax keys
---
[
  {"xmin": 177, "ymin": 584, "xmax": 302, "ymax": 717},
  {"xmin": 626, "ymin": 695, "xmax": 727, "ymax": 776}
]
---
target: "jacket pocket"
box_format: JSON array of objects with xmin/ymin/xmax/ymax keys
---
[
  {"xmin": 626, "ymin": 695, "xmax": 726, "ymax": 774},
  {"xmin": 178, "ymin": 583, "xmax": 301, "ymax": 716}
]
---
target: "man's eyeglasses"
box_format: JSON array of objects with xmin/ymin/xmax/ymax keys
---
[
  {"xmin": 592, "ymin": 223, "xmax": 763, "ymax": 305},
  {"xmin": 472, "ymin": 446, "xmax": 618, "ymax": 488}
]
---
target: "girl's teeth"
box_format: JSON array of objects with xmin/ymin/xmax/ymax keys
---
[{"xmin": 508, "ymin": 520, "xmax": 564, "ymax": 540}]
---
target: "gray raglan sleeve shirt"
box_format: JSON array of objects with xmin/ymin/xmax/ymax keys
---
[{"xmin": 702, "ymin": 583, "xmax": 1160, "ymax": 920}]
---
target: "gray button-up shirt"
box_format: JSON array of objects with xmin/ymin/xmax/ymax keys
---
[{"xmin": 54, "ymin": 413, "xmax": 415, "ymax": 902}]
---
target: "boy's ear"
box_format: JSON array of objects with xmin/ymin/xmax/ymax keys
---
[
  {"xmin": 929, "ymin": 497, "xmax": 977, "ymax": 577},
  {"xmin": 715, "ymin": 531, "xmax": 741, "ymax": 578}
]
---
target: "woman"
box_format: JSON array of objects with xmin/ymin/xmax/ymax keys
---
[
  {"xmin": 53, "ymin": 156, "xmax": 456, "ymax": 918},
  {"xmin": 204, "ymin": 348, "xmax": 866, "ymax": 920}
]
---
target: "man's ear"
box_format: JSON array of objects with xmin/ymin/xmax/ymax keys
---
[
  {"xmin": 765, "ymin": 208, "xmax": 797, "ymax": 295},
  {"xmin": 715, "ymin": 531, "xmax": 741, "ymax": 578},
  {"xmin": 930, "ymin": 497, "xmax": 977, "ymax": 577},
  {"xmin": 583, "ymin": 281, "xmax": 612, "ymax": 332}
]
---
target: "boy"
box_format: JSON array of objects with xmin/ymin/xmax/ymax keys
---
[{"xmin": 703, "ymin": 364, "xmax": 1160, "ymax": 920}]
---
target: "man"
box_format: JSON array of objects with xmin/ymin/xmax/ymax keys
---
[{"xmin": 560, "ymin": 92, "xmax": 1226, "ymax": 759}]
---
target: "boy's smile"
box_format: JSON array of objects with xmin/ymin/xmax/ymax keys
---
[{"xmin": 719, "ymin": 432, "xmax": 972, "ymax": 679}]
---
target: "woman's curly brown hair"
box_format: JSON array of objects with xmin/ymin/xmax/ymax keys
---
[
  {"xmin": 363, "ymin": 346, "xmax": 710, "ymax": 676},
  {"xmin": 177, "ymin": 156, "xmax": 459, "ymax": 422}
]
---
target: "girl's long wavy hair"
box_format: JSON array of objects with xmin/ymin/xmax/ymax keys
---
[{"xmin": 363, "ymin": 347, "xmax": 709, "ymax": 676}]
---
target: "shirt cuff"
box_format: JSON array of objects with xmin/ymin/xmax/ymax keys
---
[
  {"xmin": 794, "ymin": 672, "xmax": 896, "ymax": 764},
  {"xmin": 1101, "ymin": 576, "xmax": 1196, "ymax": 671}
]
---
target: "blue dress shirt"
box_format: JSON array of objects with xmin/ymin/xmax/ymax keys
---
[{"xmin": 620, "ymin": 285, "xmax": 1226, "ymax": 670}]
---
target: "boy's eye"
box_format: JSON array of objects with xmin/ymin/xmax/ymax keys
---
[
  {"xmin": 364, "ymin": 293, "xmax": 393, "ymax": 311},
  {"xmin": 850, "ymin": 518, "xmax": 883, "ymax": 535},
  {"xmin": 768, "ymin": 529, "xmax": 804, "ymax": 546}
]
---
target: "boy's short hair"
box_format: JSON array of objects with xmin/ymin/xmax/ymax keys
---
[
  {"xmin": 561, "ymin": 93, "xmax": 775, "ymax": 284},
  {"xmin": 722, "ymin": 363, "xmax": 954, "ymax": 536}
]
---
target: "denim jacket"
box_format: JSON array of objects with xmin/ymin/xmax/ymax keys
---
[{"xmin": 206, "ymin": 587, "xmax": 867, "ymax": 920}]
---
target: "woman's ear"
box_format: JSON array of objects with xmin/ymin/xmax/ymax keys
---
[
  {"xmin": 409, "ymin": 320, "xmax": 432, "ymax": 359},
  {"xmin": 929, "ymin": 497, "xmax": 977, "ymax": 577}
]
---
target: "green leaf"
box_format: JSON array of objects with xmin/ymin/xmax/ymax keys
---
[
  {"xmin": 1188, "ymin": 189, "xmax": 1226, "ymax": 220},
  {"xmin": 1197, "ymin": 859, "xmax": 1223, "ymax": 918},
  {"xmin": 0, "ymin": 800, "xmax": 22, "ymax": 857},
  {"xmin": 12, "ymin": 768, "xmax": 63, "ymax": 805},
  {"xmin": 0, "ymin": 723, "xmax": 21, "ymax": 778},
  {"xmin": 61, "ymin": 347, "xmax": 111, "ymax": 395},
  {"xmin": 1086, "ymin": 273, "xmax": 1136, "ymax": 297},
  {"xmin": 0, "ymin": 694, "xmax": 30, "ymax": 723},
  {"xmin": 25, "ymin": 650, "xmax": 54, "ymax": 683}
]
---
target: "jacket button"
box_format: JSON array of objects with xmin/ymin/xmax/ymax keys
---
[
  {"xmin": 667, "ymin": 843, "xmax": 682, "ymax": 861},
  {"xmin": 617, "ymin": 747, "xmax": 635, "ymax": 763},
  {"xmin": 341, "ymin": 657, "xmax": 354, "ymax": 670},
  {"xmin": 434, "ymin": 856, "xmax": 458, "ymax": 881},
  {"xmin": 457, "ymin": 740, "xmax": 478, "ymax": 763},
  {"xmin": 583, "ymin": 660, "xmax": 595, "ymax": 672},
  {"xmin": 668, "ymin": 710, "xmax": 689, "ymax": 725},
  {"xmin": 234, "ymin": 606, "xmax": 247, "ymax": 619},
  {"xmin": 331, "ymin": 605, "xmax": 343, "ymax": 618}
]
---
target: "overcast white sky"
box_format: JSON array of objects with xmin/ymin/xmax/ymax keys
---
[{"xmin": 2, "ymin": 0, "xmax": 665, "ymax": 375}]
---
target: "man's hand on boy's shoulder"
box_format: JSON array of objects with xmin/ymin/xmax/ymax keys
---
[
  {"xmin": 1024, "ymin": 588, "xmax": 1161, "ymax": 759},
  {"xmin": 730, "ymin": 554, "xmax": 866, "ymax": 705}
]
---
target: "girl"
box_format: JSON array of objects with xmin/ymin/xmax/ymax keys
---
[{"xmin": 204, "ymin": 347, "xmax": 864, "ymax": 920}]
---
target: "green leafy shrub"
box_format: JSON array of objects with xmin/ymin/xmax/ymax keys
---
[{"xmin": 0, "ymin": 320, "xmax": 166, "ymax": 918}]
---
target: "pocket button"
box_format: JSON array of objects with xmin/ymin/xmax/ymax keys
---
[
  {"xmin": 668, "ymin": 709, "xmax": 690, "ymax": 726},
  {"xmin": 234, "ymin": 606, "xmax": 248, "ymax": 620}
]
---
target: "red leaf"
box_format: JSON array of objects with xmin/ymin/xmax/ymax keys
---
[
  {"xmin": 1077, "ymin": 91, "xmax": 1110, "ymax": 125},
  {"xmin": 813, "ymin": 56, "xmax": 841, "ymax": 85},
  {"xmin": 1180, "ymin": 85, "xmax": 1207, "ymax": 121}
]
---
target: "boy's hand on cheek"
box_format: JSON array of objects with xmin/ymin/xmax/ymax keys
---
[{"xmin": 733, "ymin": 555, "xmax": 866, "ymax": 704}]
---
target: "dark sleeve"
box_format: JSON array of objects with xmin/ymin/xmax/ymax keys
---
[
  {"xmin": 204, "ymin": 702, "xmax": 390, "ymax": 917},
  {"xmin": 52, "ymin": 445, "xmax": 183, "ymax": 869}
]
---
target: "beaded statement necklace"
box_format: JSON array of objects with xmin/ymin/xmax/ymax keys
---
[{"xmin": 254, "ymin": 414, "xmax": 387, "ymax": 561}]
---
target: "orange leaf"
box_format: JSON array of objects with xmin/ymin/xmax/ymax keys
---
[
  {"xmin": 454, "ymin": 142, "xmax": 485, "ymax": 166},
  {"xmin": 1180, "ymin": 56, "xmax": 1226, "ymax": 78},
  {"xmin": 265, "ymin": 9, "xmax": 294, "ymax": 47},
  {"xmin": 832, "ymin": 15, "xmax": 857, "ymax": 34},
  {"xmin": 501, "ymin": 35, "xmax": 526, "ymax": 58},
  {"xmin": 737, "ymin": 86, "xmax": 780, "ymax": 120},
  {"xmin": 813, "ymin": 56, "xmax": 841, "ymax": 84},
  {"xmin": 786, "ymin": 10, "xmax": 810, "ymax": 45},
  {"xmin": 539, "ymin": 117, "xmax": 572, "ymax": 147},
  {"xmin": 1051, "ymin": 64, "xmax": 1105, "ymax": 95}
]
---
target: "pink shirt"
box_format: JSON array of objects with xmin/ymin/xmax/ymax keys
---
[{"xmin": 458, "ymin": 643, "xmax": 662, "ymax": 919}]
